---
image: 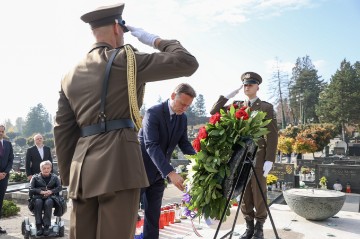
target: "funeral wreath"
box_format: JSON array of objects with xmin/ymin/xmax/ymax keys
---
[{"xmin": 185, "ymin": 105, "xmax": 271, "ymax": 220}]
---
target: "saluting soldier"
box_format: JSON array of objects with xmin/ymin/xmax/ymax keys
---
[
  {"xmin": 210, "ymin": 72, "xmax": 278, "ymax": 239},
  {"xmin": 54, "ymin": 3, "xmax": 198, "ymax": 239}
]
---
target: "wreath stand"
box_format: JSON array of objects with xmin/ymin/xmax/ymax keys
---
[{"xmin": 213, "ymin": 143, "xmax": 280, "ymax": 239}]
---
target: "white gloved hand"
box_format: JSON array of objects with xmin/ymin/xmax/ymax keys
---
[
  {"xmin": 126, "ymin": 25, "xmax": 160, "ymax": 48},
  {"xmin": 263, "ymin": 161, "xmax": 273, "ymax": 177},
  {"xmin": 225, "ymin": 85, "xmax": 243, "ymax": 99}
]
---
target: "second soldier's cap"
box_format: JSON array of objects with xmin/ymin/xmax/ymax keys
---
[
  {"xmin": 241, "ymin": 72, "xmax": 262, "ymax": 85},
  {"xmin": 80, "ymin": 3, "xmax": 128, "ymax": 32}
]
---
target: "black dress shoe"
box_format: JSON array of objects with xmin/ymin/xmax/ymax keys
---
[
  {"xmin": 43, "ymin": 225, "xmax": 50, "ymax": 236},
  {"xmin": 0, "ymin": 227, "xmax": 6, "ymax": 234}
]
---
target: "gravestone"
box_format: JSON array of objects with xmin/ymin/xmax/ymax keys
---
[
  {"xmin": 333, "ymin": 147, "xmax": 346, "ymax": 155},
  {"xmin": 334, "ymin": 140, "xmax": 347, "ymax": 150},
  {"xmin": 12, "ymin": 156, "xmax": 21, "ymax": 171},
  {"xmin": 269, "ymin": 163, "xmax": 294, "ymax": 185},
  {"xmin": 348, "ymin": 144, "xmax": 360, "ymax": 156},
  {"xmin": 316, "ymin": 164, "xmax": 360, "ymax": 193},
  {"xmin": 333, "ymin": 160, "xmax": 356, "ymax": 165}
]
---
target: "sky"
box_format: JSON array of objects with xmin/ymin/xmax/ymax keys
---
[{"xmin": 1, "ymin": 0, "xmax": 360, "ymax": 125}]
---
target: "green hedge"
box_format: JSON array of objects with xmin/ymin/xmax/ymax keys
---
[{"xmin": 1, "ymin": 200, "xmax": 20, "ymax": 217}]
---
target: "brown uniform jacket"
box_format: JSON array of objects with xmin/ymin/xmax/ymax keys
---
[
  {"xmin": 54, "ymin": 40, "xmax": 199, "ymax": 199},
  {"xmin": 210, "ymin": 96, "xmax": 278, "ymax": 169}
]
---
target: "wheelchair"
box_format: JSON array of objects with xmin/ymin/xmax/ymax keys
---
[
  {"xmin": 21, "ymin": 216, "xmax": 65, "ymax": 238},
  {"xmin": 21, "ymin": 192, "xmax": 66, "ymax": 238}
]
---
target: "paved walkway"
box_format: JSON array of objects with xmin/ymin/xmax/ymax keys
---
[{"xmin": 1, "ymin": 184, "xmax": 359, "ymax": 238}]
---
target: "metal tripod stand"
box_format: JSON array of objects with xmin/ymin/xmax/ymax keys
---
[{"xmin": 213, "ymin": 142, "xmax": 280, "ymax": 239}]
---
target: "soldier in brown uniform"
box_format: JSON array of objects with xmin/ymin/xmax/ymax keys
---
[
  {"xmin": 210, "ymin": 72, "xmax": 278, "ymax": 239},
  {"xmin": 54, "ymin": 3, "xmax": 198, "ymax": 239}
]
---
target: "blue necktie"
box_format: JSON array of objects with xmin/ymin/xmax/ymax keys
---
[
  {"xmin": 0, "ymin": 141, "xmax": 4, "ymax": 157},
  {"xmin": 171, "ymin": 114, "xmax": 176, "ymax": 125}
]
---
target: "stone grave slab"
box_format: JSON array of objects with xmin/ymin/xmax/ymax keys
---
[
  {"xmin": 269, "ymin": 163, "xmax": 294, "ymax": 186},
  {"xmin": 316, "ymin": 164, "xmax": 360, "ymax": 193}
]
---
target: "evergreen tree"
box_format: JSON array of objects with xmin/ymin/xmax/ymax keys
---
[
  {"xmin": 194, "ymin": 94, "xmax": 206, "ymax": 117},
  {"xmin": 15, "ymin": 117, "xmax": 25, "ymax": 134},
  {"xmin": 289, "ymin": 56, "xmax": 324, "ymax": 124},
  {"xmin": 186, "ymin": 105, "xmax": 197, "ymax": 125},
  {"xmin": 316, "ymin": 59, "xmax": 360, "ymax": 140},
  {"xmin": 23, "ymin": 103, "xmax": 53, "ymax": 137}
]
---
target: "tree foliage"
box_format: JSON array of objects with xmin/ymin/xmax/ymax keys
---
[
  {"xmin": 23, "ymin": 103, "xmax": 53, "ymax": 137},
  {"xmin": 316, "ymin": 59, "xmax": 360, "ymax": 129},
  {"xmin": 289, "ymin": 56, "xmax": 324, "ymax": 124},
  {"xmin": 14, "ymin": 137, "xmax": 27, "ymax": 147},
  {"xmin": 194, "ymin": 94, "xmax": 207, "ymax": 117}
]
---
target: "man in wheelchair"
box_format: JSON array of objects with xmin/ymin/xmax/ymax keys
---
[{"xmin": 28, "ymin": 160, "xmax": 63, "ymax": 236}]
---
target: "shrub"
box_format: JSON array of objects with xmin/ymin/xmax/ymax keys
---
[{"xmin": 1, "ymin": 200, "xmax": 20, "ymax": 217}]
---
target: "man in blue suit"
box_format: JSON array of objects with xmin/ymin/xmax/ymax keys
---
[
  {"xmin": 0, "ymin": 125, "xmax": 14, "ymax": 234},
  {"xmin": 139, "ymin": 83, "xmax": 196, "ymax": 239}
]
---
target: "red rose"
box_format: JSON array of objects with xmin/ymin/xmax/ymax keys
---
[
  {"xmin": 198, "ymin": 126, "xmax": 208, "ymax": 140},
  {"xmin": 192, "ymin": 138, "xmax": 201, "ymax": 152},
  {"xmin": 235, "ymin": 109, "xmax": 249, "ymax": 120},
  {"xmin": 227, "ymin": 103, "xmax": 240, "ymax": 111},
  {"xmin": 240, "ymin": 106, "xmax": 248, "ymax": 111},
  {"xmin": 209, "ymin": 112, "xmax": 221, "ymax": 125}
]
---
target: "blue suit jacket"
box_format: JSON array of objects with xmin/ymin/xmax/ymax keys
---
[
  {"xmin": 139, "ymin": 100, "xmax": 195, "ymax": 184},
  {"xmin": 0, "ymin": 140, "xmax": 14, "ymax": 174}
]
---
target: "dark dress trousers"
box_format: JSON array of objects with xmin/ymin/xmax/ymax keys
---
[
  {"xmin": 139, "ymin": 100, "xmax": 196, "ymax": 239},
  {"xmin": 0, "ymin": 140, "xmax": 14, "ymax": 220},
  {"xmin": 25, "ymin": 145, "xmax": 53, "ymax": 176}
]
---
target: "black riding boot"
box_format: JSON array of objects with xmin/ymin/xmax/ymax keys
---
[
  {"xmin": 251, "ymin": 221, "xmax": 264, "ymax": 239},
  {"xmin": 240, "ymin": 220, "xmax": 254, "ymax": 239}
]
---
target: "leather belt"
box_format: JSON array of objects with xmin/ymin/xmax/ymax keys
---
[{"xmin": 80, "ymin": 119, "xmax": 134, "ymax": 137}]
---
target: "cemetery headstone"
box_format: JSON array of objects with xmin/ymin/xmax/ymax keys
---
[
  {"xmin": 269, "ymin": 163, "xmax": 295, "ymax": 186},
  {"xmin": 316, "ymin": 164, "xmax": 360, "ymax": 193}
]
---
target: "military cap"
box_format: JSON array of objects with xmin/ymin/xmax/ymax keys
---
[
  {"xmin": 80, "ymin": 3, "xmax": 128, "ymax": 32},
  {"xmin": 241, "ymin": 71, "xmax": 262, "ymax": 85}
]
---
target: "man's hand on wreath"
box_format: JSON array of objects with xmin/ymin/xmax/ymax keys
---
[{"xmin": 168, "ymin": 171, "xmax": 185, "ymax": 191}]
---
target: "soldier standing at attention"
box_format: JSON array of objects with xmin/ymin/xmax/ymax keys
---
[{"xmin": 210, "ymin": 72, "xmax": 278, "ymax": 239}]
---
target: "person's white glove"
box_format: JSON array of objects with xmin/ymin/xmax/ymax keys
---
[
  {"xmin": 225, "ymin": 85, "xmax": 243, "ymax": 99},
  {"xmin": 126, "ymin": 25, "xmax": 160, "ymax": 48},
  {"xmin": 263, "ymin": 161, "xmax": 273, "ymax": 177}
]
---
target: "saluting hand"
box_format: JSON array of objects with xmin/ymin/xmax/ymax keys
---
[
  {"xmin": 167, "ymin": 171, "xmax": 185, "ymax": 191},
  {"xmin": 225, "ymin": 85, "xmax": 243, "ymax": 99},
  {"xmin": 126, "ymin": 25, "xmax": 160, "ymax": 48}
]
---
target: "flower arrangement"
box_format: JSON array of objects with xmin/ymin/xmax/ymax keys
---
[
  {"xmin": 9, "ymin": 170, "xmax": 28, "ymax": 183},
  {"xmin": 185, "ymin": 105, "xmax": 271, "ymax": 220},
  {"xmin": 319, "ymin": 176, "xmax": 327, "ymax": 189},
  {"xmin": 300, "ymin": 167, "xmax": 311, "ymax": 174},
  {"xmin": 266, "ymin": 174, "xmax": 278, "ymax": 185}
]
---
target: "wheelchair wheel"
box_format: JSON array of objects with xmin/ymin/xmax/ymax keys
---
[
  {"xmin": 21, "ymin": 220, "xmax": 30, "ymax": 239},
  {"xmin": 58, "ymin": 226, "xmax": 65, "ymax": 237}
]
